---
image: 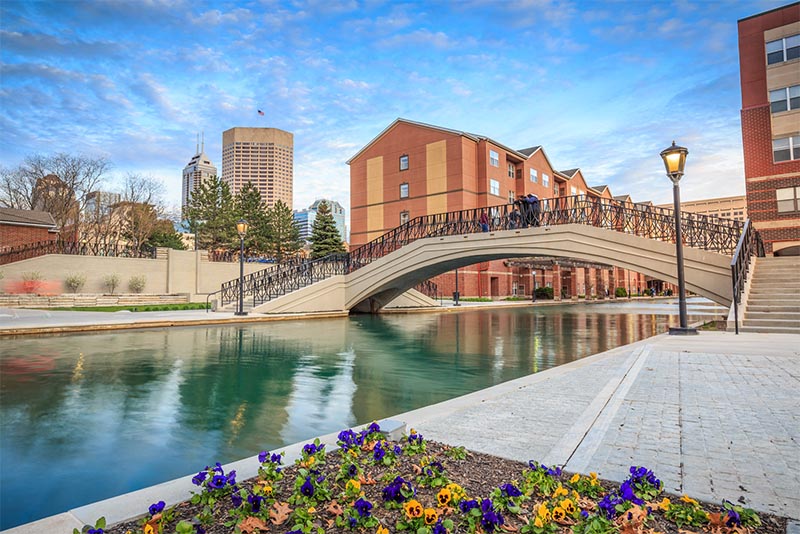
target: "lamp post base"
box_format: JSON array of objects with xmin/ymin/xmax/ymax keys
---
[
  {"xmin": 668, "ymin": 326, "xmax": 698, "ymax": 335},
  {"xmin": 234, "ymin": 311, "xmax": 249, "ymax": 316}
]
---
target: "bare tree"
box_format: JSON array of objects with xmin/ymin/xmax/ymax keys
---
[
  {"xmin": 116, "ymin": 173, "xmax": 167, "ymax": 249},
  {"xmin": 0, "ymin": 153, "xmax": 110, "ymax": 235}
]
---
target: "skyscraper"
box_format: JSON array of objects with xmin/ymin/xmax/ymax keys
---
[
  {"xmin": 221, "ymin": 127, "xmax": 293, "ymax": 210},
  {"xmin": 293, "ymin": 199, "xmax": 347, "ymax": 242},
  {"xmin": 182, "ymin": 134, "xmax": 217, "ymax": 215}
]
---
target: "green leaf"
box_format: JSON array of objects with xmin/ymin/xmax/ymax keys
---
[{"xmin": 96, "ymin": 517, "xmax": 106, "ymax": 528}]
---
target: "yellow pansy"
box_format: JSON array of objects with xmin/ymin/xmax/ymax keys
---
[
  {"xmin": 560, "ymin": 499, "xmax": 575, "ymax": 514},
  {"xmin": 552, "ymin": 507, "xmax": 566, "ymax": 522},
  {"xmin": 680, "ymin": 495, "xmax": 698, "ymax": 506},
  {"xmin": 143, "ymin": 525, "xmax": 154, "ymax": 534},
  {"xmin": 437, "ymin": 488, "xmax": 452, "ymax": 506},
  {"xmin": 308, "ymin": 506, "xmax": 316, "ymax": 514},
  {"xmin": 377, "ymin": 526, "xmax": 389, "ymax": 534},
  {"xmin": 424, "ymin": 508, "xmax": 438, "ymax": 525},
  {"xmin": 552, "ymin": 484, "xmax": 569, "ymax": 498},
  {"xmin": 534, "ymin": 516, "xmax": 544, "ymax": 528},
  {"xmin": 346, "ymin": 479, "xmax": 361, "ymax": 493},
  {"xmin": 657, "ymin": 497, "xmax": 671, "ymax": 511},
  {"xmin": 537, "ymin": 503, "xmax": 550, "ymax": 520},
  {"xmin": 569, "ymin": 473, "xmax": 580, "ymax": 484},
  {"xmin": 572, "ymin": 490, "xmax": 580, "ymax": 501},
  {"xmin": 404, "ymin": 499, "xmax": 423, "ymax": 519}
]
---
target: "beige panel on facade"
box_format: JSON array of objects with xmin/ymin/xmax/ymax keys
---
[
  {"xmin": 366, "ymin": 157, "xmax": 384, "ymax": 238},
  {"xmin": 764, "ymin": 21, "xmax": 800, "ymax": 42},
  {"xmin": 426, "ymin": 141, "xmax": 448, "ymax": 215},
  {"xmin": 766, "ymin": 63, "xmax": 800, "ymax": 90},
  {"xmin": 771, "ymin": 112, "xmax": 800, "ymax": 138}
]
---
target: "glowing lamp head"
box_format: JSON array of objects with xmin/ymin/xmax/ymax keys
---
[
  {"xmin": 660, "ymin": 141, "xmax": 688, "ymax": 184},
  {"xmin": 236, "ymin": 219, "xmax": 249, "ymax": 237}
]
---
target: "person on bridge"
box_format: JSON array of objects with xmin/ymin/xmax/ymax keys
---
[
  {"xmin": 480, "ymin": 210, "xmax": 490, "ymax": 232},
  {"xmin": 515, "ymin": 195, "xmax": 529, "ymax": 228},
  {"xmin": 509, "ymin": 205, "xmax": 521, "ymax": 229},
  {"xmin": 527, "ymin": 193, "xmax": 541, "ymax": 227}
]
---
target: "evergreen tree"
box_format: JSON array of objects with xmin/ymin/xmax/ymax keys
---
[
  {"xmin": 183, "ymin": 176, "xmax": 236, "ymax": 251},
  {"xmin": 147, "ymin": 219, "xmax": 187, "ymax": 250},
  {"xmin": 309, "ymin": 201, "xmax": 345, "ymax": 259},
  {"xmin": 235, "ymin": 181, "xmax": 269, "ymax": 254},
  {"xmin": 265, "ymin": 199, "xmax": 302, "ymax": 262}
]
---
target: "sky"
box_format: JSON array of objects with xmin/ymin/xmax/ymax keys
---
[{"xmin": 0, "ymin": 0, "xmax": 791, "ymax": 221}]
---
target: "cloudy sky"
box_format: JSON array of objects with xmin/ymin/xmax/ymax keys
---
[{"xmin": 0, "ymin": 0, "xmax": 788, "ymax": 219}]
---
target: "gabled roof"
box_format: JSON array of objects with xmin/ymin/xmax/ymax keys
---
[
  {"xmin": 559, "ymin": 168, "xmax": 580, "ymax": 178},
  {"xmin": 591, "ymin": 185, "xmax": 609, "ymax": 193},
  {"xmin": 0, "ymin": 208, "xmax": 57, "ymax": 229},
  {"xmin": 518, "ymin": 146, "xmax": 541, "ymax": 157},
  {"xmin": 347, "ymin": 118, "xmax": 538, "ymax": 166},
  {"xmin": 614, "ymin": 194, "xmax": 633, "ymax": 203}
]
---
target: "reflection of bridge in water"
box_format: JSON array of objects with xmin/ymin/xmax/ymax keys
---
[{"xmin": 215, "ymin": 195, "xmax": 760, "ymax": 314}]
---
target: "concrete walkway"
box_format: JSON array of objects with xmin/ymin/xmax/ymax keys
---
[{"xmin": 395, "ymin": 331, "xmax": 800, "ymax": 521}]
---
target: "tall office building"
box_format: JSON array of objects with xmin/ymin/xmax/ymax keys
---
[
  {"xmin": 182, "ymin": 135, "xmax": 217, "ymax": 215},
  {"xmin": 221, "ymin": 127, "xmax": 293, "ymax": 210},
  {"xmin": 738, "ymin": 3, "xmax": 800, "ymax": 255},
  {"xmin": 293, "ymin": 199, "xmax": 347, "ymax": 243}
]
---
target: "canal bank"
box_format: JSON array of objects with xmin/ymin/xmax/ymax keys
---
[{"xmin": 4, "ymin": 330, "xmax": 798, "ymax": 533}]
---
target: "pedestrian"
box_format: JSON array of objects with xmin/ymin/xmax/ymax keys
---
[
  {"xmin": 479, "ymin": 210, "xmax": 489, "ymax": 232},
  {"xmin": 527, "ymin": 193, "xmax": 541, "ymax": 227},
  {"xmin": 516, "ymin": 195, "xmax": 529, "ymax": 228},
  {"xmin": 509, "ymin": 206, "xmax": 521, "ymax": 229}
]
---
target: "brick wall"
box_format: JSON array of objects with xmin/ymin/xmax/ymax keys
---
[{"xmin": 0, "ymin": 224, "xmax": 57, "ymax": 250}]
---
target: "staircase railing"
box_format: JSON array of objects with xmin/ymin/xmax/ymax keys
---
[
  {"xmin": 218, "ymin": 195, "xmax": 747, "ymax": 308},
  {"xmin": 730, "ymin": 219, "xmax": 765, "ymax": 334}
]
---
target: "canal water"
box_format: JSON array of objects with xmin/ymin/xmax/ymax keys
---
[{"xmin": 0, "ymin": 298, "xmax": 724, "ymax": 528}]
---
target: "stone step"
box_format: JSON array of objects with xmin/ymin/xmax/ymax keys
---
[
  {"xmin": 749, "ymin": 280, "xmax": 800, "ymax": 287},
  {"xmin": 742, "ymin": 318, "xmax": 800, "ymax": 328},
  {"xmin": 746, "ymin": 305, "xmax": 800, "ymax": 313},
  {"xmin": 737, "ymin": 325, "xmax": 800, "ymax": 334},
  {"xmin": 747, "ymin": 298, "xmax": 800, "ymax": 306},
  {"xmin": 748, "ymin": 288, "xmax": 800, "ymax": 295},
  {"xmin": 745, "ymin": 311, "xmax": 800, "ymax": 320}
]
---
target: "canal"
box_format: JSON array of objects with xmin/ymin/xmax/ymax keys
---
[{"xmin": 0, "ymin": 298, "xmax": 724, "ymax": 528}]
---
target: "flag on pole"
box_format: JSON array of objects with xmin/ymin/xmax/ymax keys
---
[{"xmin": 257, "ymin": 109, "xmax": 265, "ymax": 116}]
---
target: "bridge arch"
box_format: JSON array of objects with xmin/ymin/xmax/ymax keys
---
[{"xmin": 253, "ymin": 224, "xmax": 732, "ymax": 314}]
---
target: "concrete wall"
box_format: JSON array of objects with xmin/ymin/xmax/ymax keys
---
[{"xmin": 0, "ymin": 250, "xmax": 265, "ymax": 301}]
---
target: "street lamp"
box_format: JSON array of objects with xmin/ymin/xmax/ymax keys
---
[
  {"xmin": 235, "ymin": 219, "xmax": 249, "ymax": 316},
  {"xmin": 453, "ymin": 268, "xmax": 460, "ymax": 306},
  {"xmin": 660, "ymin": 141, "xmax": 697, "ymax": 335},
  {"xmin": 531, "ymin": 269, "xmax": 536, "ymax": 302}
]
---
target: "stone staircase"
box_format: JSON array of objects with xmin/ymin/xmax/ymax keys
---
[{"xmin": 740, "ymin": 256, "xmax": 800, "ymax": 334}]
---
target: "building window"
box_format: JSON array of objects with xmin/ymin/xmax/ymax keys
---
[
  {"xmin": 508, "ymin": 190, "xmax": 515, "ymax": 203},
  {"xmin": 489, "ymin": 150, "xmax": 499, "ymax": 167},
  {"xmin": 530, "ymin": 169, "xmax": 538, "ymax": 183},
  {"xmin": 400, "ymin": 211, "xmax": 410, "ymax": 224},
  {"xmin": 773, "ymin": 135, "xmax": 800, "ymax": 162},
  {"xmin": 570, "ymin": 186, "xmax": 577, "ymax": 196},
  {"xmin": 770, "ymin": 85, "xmax": 800, "ymax": 113},
  {"xmin": 507, "ymin": 163, "xmax": 515, "ymax": 178},
  {"xmin": 490, "ymin": 179, "xmax": 500, "ymax": 196},
  {"xmin": 399, "ymin": 154, "xmax": 409, "ymax": 171},
  {"xmin": 400, "ymin": 182, "xmax": 409, "ymax": 198},
  {"xmin": 542, "ymin": 173, "xmax": 549, "ymax": 187},
  {"xmin": 766, "ymin": 34, "xmax": 800, "ymax": 65},
  {"xmin": 777, "ymin": 187, "xmax": 800, "ymax": 213}
]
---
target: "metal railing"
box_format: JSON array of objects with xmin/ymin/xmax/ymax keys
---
[
  {"xmin": 217, "ymin": 195, "xmax": 749, "ymax": 308},
  {"xmin": 729, "ymin": 220, "xmax": 765, "ymax": 334},
  {"xmin": 0, "ymin": 239, "xmax": 157, "ymax": 265},
  {"xmin": 414, "ymin": 279, "xmax": 439, "ymax": 299}
]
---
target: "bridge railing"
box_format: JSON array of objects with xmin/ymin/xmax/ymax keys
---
[
  {"xmin": 730, "ymin": 220, "xmax": 765, "ymax": 334},
  {"xmin": 0, "ymin": 239, "xmax": 157, "ymax": 265},
  {"xmin": 218, "ymin": 195, "xmax": 748, "ymax": 307}
]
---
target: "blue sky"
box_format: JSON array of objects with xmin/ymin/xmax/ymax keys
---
[{"xmin": 0, "ymin": 0, "xmax": 789, "ymax": 219}]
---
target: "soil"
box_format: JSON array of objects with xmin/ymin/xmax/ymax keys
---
[{"xmin": 105, "ymin": 440, "xmax": 787, "ymax": 534}]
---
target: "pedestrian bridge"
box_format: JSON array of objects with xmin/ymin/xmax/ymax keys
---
[{"xmin": 215, "ymin": 197, "xmax": 746, "ymax": 314}]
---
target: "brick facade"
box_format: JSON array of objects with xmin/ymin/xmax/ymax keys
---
[{"xmin": 0, "ymin": 224, "xmax": 58, "ymax": 250}]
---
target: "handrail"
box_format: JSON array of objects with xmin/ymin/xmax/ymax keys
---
[
  {"xmin": 216, "ymin": 195, "xmax": 748, "ymax": 309},
  {"xmin": 0, "ymin": 239, "xmax": 157, "ymax": 265},
  {"xmin": 729, "ymin": 219, "xmax": 765, "ymax": 334}
]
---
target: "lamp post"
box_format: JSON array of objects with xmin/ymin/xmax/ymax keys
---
[
  {"xmin": 235, "ymin": 219, "xmax": 249, "ymax": 316},
  {"xmin": 532, "ymin": 269, "xmax": 536, "ymax": 302},
  {"xmin": 660, "ymin": 141, "xmax": 697, "ymax": 335}
]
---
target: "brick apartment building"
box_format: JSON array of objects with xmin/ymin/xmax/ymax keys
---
[
  {"xmin": 0, "ymin": 208, "xmax": 59, "ymax": 251},
  {"xmin": 348, "ymin": 118, "xmax": 648, "ymax": 300},
  {"xmin": 738, "ymin": 2, "xmax": 800, "ymax": 255}
]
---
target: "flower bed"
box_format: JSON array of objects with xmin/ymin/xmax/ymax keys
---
[{"xmin": 80, "ymin": 423, "xmax": 785, "ymax": 534}]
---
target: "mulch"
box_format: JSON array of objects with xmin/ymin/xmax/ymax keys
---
[{"xmin": 104, "ymin": 440, "xmax": 787, "ymax": 534}]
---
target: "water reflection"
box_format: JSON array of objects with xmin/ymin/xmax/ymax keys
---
[{"xmin": 0, "ymin": 300, "xmax": 722, "ymax": 528}]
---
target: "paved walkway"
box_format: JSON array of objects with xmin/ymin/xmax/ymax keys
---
[{"xmin": 398, "ymin": 331, "xmax": 800, "ymax": 521}]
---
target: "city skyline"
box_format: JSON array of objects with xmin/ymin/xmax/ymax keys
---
[{"xmin": 1, "ymin": 0, "xmax": 791, "ymax": 220}]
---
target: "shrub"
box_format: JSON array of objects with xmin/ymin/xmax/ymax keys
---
[
  {"xmin": 21, "ymin": 271, "xmax": 43, "ymax": 294},
  {"xmin": 615, "ymin": 287, "xmax": 628, "ymax": 298},
  {"xmin": 534, "ymin": 286, "xmax": 554, "ymax": 299},
  {"xmin": 64, "ymin": 274, "xmax": 86, "ymax": 293},
  {"xmin": 103, "ymin": 274, "xmax": 120, "ymax": 294},
  {"xmin": 129, "ymin": 275, "xmax": 147, "ymax": 293}
]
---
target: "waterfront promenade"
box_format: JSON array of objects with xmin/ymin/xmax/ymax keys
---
[{"xmin": 1, "ymin": 306, "xmax": 798, "ymax": 532}]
